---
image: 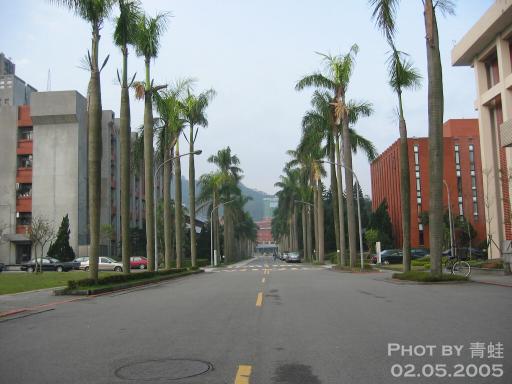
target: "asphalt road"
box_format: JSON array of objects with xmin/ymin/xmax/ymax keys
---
[{"xmin": 0, "ymin": 255, "xmax": 510, "ymax": 383}]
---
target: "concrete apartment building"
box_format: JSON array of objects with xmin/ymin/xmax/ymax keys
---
[
  {"xmin": 371, "ymin": 119, "xmax": 487, "ymax": 249},
  {"xmin": 0, "ymin": 54, "xmax": 144, "ymax": 264},
  {"xmin": 452, "ymin": 0, "xmax": 512, "ymax": 258}
]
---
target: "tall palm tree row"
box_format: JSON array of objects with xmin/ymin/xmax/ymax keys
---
[
  {"xmin": 369, "ymin": 0, "xmax": 455, "ymax": 276},
  {"xmin": 51, "ymin": 0, "xmax": 115, "ymax": 280},
  {"xmin": 182, "ymin": 88, "xmax": 216, "ymax": 267},
  {"xmin": 133, "ymin": 11, "xmax": 169, "ymax": 272},
  {"xmin": 198, "ymin": 147, "xmax": 254, "ymax": 264},
  {"xmin": 296, "ymin": 46, "xmax": 374, "ymax": 268},
  {"xmin": 114, "ymin": 0, "xmax": 141, "ymax": 274}
]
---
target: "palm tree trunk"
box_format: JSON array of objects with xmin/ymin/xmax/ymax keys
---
[
  {"xmin": 174, "ymin": 140, "xmax": 183, "ymax": 268},
  {"xmin": 307, "ymin": 205, "xmax": 313, "ymax": 262},
  {"xmin": 424, "ymin": 0, "xmax": 444, "ymax": 277},
  {"xmin": 329, "ymin": 139, "xmax": 340, "ymax": 263},
  {"xmin": 189, "ymin": 125, "xmax": 197, "ymax": 267},
  {"xmin": 120, "ymin": 46, "xmax": 131, "ymax": 275},
  {"xmin": 398, "ymin": 93, "xmax": 412, "ymax": 272},
  {"xmin": 335, "ymin": 134, "xmax": 347, "ymax": 266},
  {"xmin": 313, "ymin": 187, "xmax": 319, "ymax": 262},
  {"xmin": 163, "ymin": 137, "xmax": 172, "ymax": 269},
  {"xmin": 317, "ymin": 180, "xmax": 325, "ymax": 263},
  {"xmin": 143, "ymin": 57, "xmax": 155, "ymax": 271},
  {"xmin": 301, "ymin": 205, "xmax": 307, "ymax": 259},
  {"xmin": 214, "ymin": 193, "xmax": 221, "ymax": 265},
  {"xmin": 88, "ymin": 24, "xmax": 103, "ymax": 280},
  {"xmin": 341, "ymin": 98, "xmax": 357, "ymax": 268}
]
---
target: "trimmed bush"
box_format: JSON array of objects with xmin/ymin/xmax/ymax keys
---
[
  {"xmin": 68, "ymin": 268, "xmax": 188, "ymax": 289},
  {"xmin": 392, "ymin": 271, "xmax": 468, "ymax": 282}
]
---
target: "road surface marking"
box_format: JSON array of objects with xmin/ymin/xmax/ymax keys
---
[
  {"xmin": 256, "ymin": 292, "xmax": 263, "ymax": 307},
  {"xmin": 261, "ymin": 277, "xmax": 266, "ymax": 283},
  {"xmin": 235, "ymin": 365, "xmax": 252, "ymax": 384},
  {"xmin": 264, "ymin": 263, "xmax": 269, "ymax": 268}
]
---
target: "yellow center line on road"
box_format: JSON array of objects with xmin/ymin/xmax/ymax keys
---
[
  {"xmin": 235, "ymin": 365, "xmax": 252, "ymax": 384},
  {"xmin": 256, "ymin": 292, "xmax": 263, "ymax": 307}
]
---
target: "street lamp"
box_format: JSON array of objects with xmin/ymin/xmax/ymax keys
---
[
  {"xmin": 154, "ymin": 150, "xmax": 202, "ymax": 271},
  {"xmin": 210, "ymin": 199, "xmax": 235, "ymax": 267},
  {"xmin": 321, "ymin": 160, "xmax": 365, "ymax": 271},
  {"xmin": 443, "ymin": 180, "xmax": 455, "ymax": 260}
]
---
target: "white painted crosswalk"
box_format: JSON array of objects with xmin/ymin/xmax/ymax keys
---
[{"xmin": 215, "ymin": 264, "xmax": 311, "ymax": 273}]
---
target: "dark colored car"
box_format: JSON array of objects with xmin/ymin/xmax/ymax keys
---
[
  {"xmin": 0, "ymin": 263, "xmax": 4, "ymax": 272},
  {"xmin": 411, "ymin": 248, "xmax": 429, "ymax": 259},
  {"xmin": 379, "ymin": 249, "xmax": 403, "ymax": 264},
  {"xmin": 442, "ymin": 247, "xmax": 486, "ymax": 260},
  {"xmin": 21, "ymin": 257, "xmax": 80, "ymax": 272}
]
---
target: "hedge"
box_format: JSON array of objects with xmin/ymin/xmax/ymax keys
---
[{"xmin": 68, "ymin": 268, "xmax": 188, "ymax": 289}]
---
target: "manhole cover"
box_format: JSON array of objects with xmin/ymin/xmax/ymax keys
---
[{"xmin": 115, "ymin": 358, "xmax": 213, "ymax": 381}]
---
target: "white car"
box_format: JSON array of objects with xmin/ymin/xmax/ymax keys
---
[{"xmin": 81, "ymin": 257, "xmax": 123, "ymax": 272}]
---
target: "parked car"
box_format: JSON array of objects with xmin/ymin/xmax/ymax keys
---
[
  {"xmin": 0, "ymin": 262, "xmax": 4, "ymax": 272},
  {"xmin": 442, "ymin": 247, "xmax": 486, "ymax": 259},
  {"xmin": 286, "ymin": 252, "xmax": 301, "ymax": 263},
  {"xmin": 130, "ymin": 256, "xmax": 148, "ymax": 270},
  {"xmin": 81, "ymin": 257, "xmax": 123, "ymax": 272},
  {"xmin": 378, "ymin": 249, "xmax": 403, "ymax": 264},
  {"xmin": 73, "ymin": 257, "xmax": 89, "ymax": 269},
  {"xmin": 411, "ymin": 248, "xmax": 429, "ymax": 259},
  {"xmin": 281, "ymin": 253, "xmax": 289, "ymax": 261},
  {"xmin": 21, "ymin": 257, "xmax": 80, "ymax": 272}
]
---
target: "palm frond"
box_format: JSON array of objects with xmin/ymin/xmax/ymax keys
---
[{"xmin": 369, "ymin": 0, "xmax": 399, "ymax": 39}]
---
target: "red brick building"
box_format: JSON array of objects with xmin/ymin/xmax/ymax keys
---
[
  {"xmin": 256, "ymin": 217, "xmax": 273, "ymax": 244},
  {"xmin": 370, "ymin": 119, "xmax": 486, "ymax": 248}
]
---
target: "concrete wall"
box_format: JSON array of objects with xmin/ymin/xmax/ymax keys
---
[
  {"xmin": 0, "ymin": 105, "xmax": 18, "ymax": 263},
  {"xmin": 31, "ymin": 91, "xmax": 86, "ymax": 257}
]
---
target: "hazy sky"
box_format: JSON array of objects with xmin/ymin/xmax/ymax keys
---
[{"xmin": 3, "ymin": 0, "xmax": 493, "ymax": 196}]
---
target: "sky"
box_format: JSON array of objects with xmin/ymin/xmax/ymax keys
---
[{"xmin": 2, "ymin": 0, "xmax": 494, "ymax": 197}]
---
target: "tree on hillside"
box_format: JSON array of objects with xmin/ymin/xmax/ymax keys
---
[{"xmin": 47, "ymin": 214, "xmax": 75, "ymax": 262}]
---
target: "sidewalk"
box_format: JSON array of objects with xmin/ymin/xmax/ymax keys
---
[{"xmin": 470, "ymin": 269, "xmax": 512, "ymax": 287}]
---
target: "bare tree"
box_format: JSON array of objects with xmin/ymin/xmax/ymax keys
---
[
  {"xmin": 482, "ymin": 168, "xmax": 495, "ymax": 258},
  {"xmin": 27, "ymin": 216, "xmax": 55, "ymax": 273}
]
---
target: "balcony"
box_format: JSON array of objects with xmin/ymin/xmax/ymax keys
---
[
  {"xmin": 17, "ymin": 139, "xmax": 33, "ymax": 155},
  {"xmin": 16, "ymin": 225, "xmax": 30, "ymax": 235},
  {"xmin": 17, "ymin": 105, "xmax": 32, "ymax": 127},
  {"xmin": 16, "ymin": 168, "xmax": 32, "ymax": 183},
  {"xmin": 111, "ymin": 177, "xmax": 116, "ymax": 189},
  {"xmin": 111, "ymin": 205, "xmax": 117, "ymax": 216},
  {"xmin": 500, "ymin": 119, "xmax": 512, "ymax": 147},
  {"xmin": 16, "ymin": 197, "xmax": 32, "ymax": 213}
]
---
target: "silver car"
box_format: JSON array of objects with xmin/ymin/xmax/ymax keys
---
[
  {"xmin": 287, "ymin": 252, "xmax": 301, "ymax": 263},
  {"xmin": 81, "ymin": 257, "xmax": 123, "ymax": 272}
]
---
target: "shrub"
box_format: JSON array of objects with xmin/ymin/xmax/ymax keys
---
[
  {"xmin": 392, "ymin": 271, "xmax": 468, "ymax": 282},
  {"xmin": 68, "ymin": 268, "xmax": 188, "ymax": 289}
]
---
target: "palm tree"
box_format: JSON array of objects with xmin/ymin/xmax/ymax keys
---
[
  {"xmin": 114, "ymin": 0, "xmax": 140, "ymax": 275},
  {"xmin": 369, "ymin": 0, "xmax": 455, "ymax": 276},
  {"xmin": 208, "ymin": 147, "xmax": 243, "ymax": 263},
  {"xmin": 182, "ymin": 88, "xmax": 216, "ymax": 267},
  {"xmin": 133, "ymin": 11, "xmax": 169, "ymax": 272},
  {"xmin": 154, "ymin": 81, "xmax": 189, "ymax": 269},
  {"xmin": 51, "ymin": 0, "xmax": 115, "ymax": 280},
  {"xmin": 387, "ymin": 47, "xmax": 421, "ymax": 272},
  {"xmin": 296, "ymin": 45, "xmax": 371, "ymax": 267}
]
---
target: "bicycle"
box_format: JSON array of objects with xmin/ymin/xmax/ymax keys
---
[{"xmin": 444, "ymin": 254, "xmax": 471, "ymax": 277}]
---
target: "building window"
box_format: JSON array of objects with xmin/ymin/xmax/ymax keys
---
[
  {"xmin": 414, "ymin": 144, "xmax": 423, "ymax": 232},
  {"xmin": 469, "ymin": 144, "xmax": 478, "ymax": 218},
  {"xmin": 484, "ymin": 52, "xmax": 500, "ymax": 89},
  {"xmin": 454, "ymin": 144, "xmax": 463, "ymax": 216}
]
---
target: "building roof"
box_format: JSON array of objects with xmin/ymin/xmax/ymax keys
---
[{"xmin": 452, "ymin": 0, "xmax": 512, "ymax": 66}]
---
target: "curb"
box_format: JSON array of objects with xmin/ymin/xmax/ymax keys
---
[
  {"xmin": 55, "ymin": 269, "xmax": 204, "ymax": 296},
  {"xmin": 471, "ymin": 280, "xmax": 512, "ymax": 288},
  {"xmin": 0, "ymin": 308, "xmax": 28, "ymax": 319}
]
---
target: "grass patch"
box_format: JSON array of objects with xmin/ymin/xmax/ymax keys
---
[
  {"xmin": 59, "ymin": 269, "xmax": 203, "ymax": 295},
  {"xmin": 332, "ymin": 263, "xmax": 374, "ymax": 272},
  {"xmin": 0, "ymin": 271, "xmax": 117, "ymax": 295},
  {"xmin": 392, "ymin": 271, "xmax": 468, "ymax": 282}
]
